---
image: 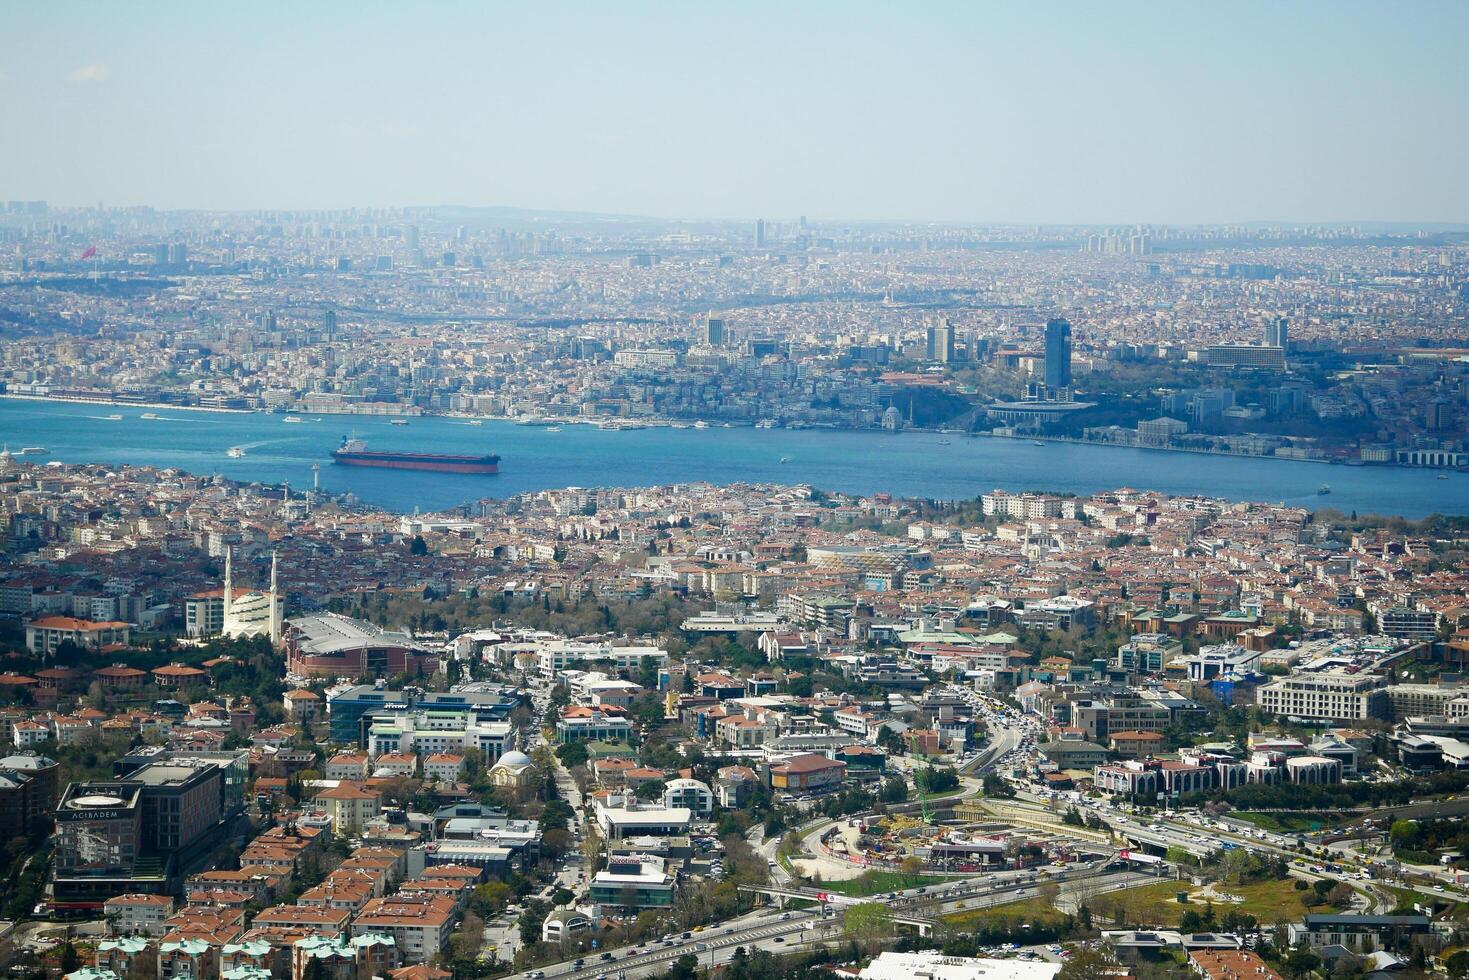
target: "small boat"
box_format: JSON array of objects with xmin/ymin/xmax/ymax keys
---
[
  {"xmin": 466, "ymin": 420, "xmax": 484, "ymax": 426},
  {"xmin": 141, "ymin": 412, "xmax": 160, "ymax": 420},
  {"xmin": 227, "ymin": 446, "xmax": 246, "ymax": 458},
  {"xmin": 938, "ymin": 439, "xmax": 952, "ymax": 446},
  {"xmin": 693, "ymin": 420, "xmax": 709, "ymax": 429},
  {"xmin": 545, "ymin": 426, "xmax": 562, "ymax": 432},
  {"xmin": 779, "ymin": 457, "xmax": 791, "ymax": 464},
  {"xmin": 1438, "ymin": 473, "xmax": 1449, "ymax": 480},
  {"xmin": 19, "ymin": 447, "xmax": 47, "ymax": 455},
  {"xmin": 1032, "ymin": 440, "xmax": 1045, "ymax": 447},
  {"xmin": 1317, "ymin": 484, "xmax": 1331, "ymax": 495},
  {"xmin": 104, "ymin": 413, "xmax": 123, "ymax": 421},
  {"xmin": 282, "ymin": 416, "xmax": 303, "ymax": 424},
  {"xmin": 755, "ymin": 419, "xmax": 777, "ymax": 429},
  {"xmin": 389, "ymin": 419, "xmax": 409, "ymax": 426}
]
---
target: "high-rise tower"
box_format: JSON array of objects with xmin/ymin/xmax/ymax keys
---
[
  {"xmin": 1265, "ymin": 316, "xmax": 1288, "ymax": 350},
  {"xmin": 1044, "ymin": 318, "xmax": 1073, "ymax": 393}
]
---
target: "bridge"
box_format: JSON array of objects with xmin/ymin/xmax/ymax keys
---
[{"xmin": 736, "ymin": 885, "xmax": 939, "ymax": 935}]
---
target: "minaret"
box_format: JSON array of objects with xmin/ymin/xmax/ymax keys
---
[
  {"xmin": 223, "ymin": 547, "xmax": 233, "ymax": 623},
  {"xmin": 269, "ymin": 551, "xmax": 282, "ymax": 645}
]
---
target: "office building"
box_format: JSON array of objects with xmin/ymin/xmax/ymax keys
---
[
  {"xmin": 1255, "ymin": 671, "xmax": 1387, "ymax": 722},
  {"xmin": 326, "ymin": 684, "xmax": 519, "ymax": 745},
  {"xmin": 1265, "ymin": 316, "xmax": 1288, "ymax": 350},
  {"xmin": 588, "ymin": 856, "xmax": 675, "ymax": 911},
  {"xmin": 1204, "ymin": 344, "xmax": 1286, "ymax": 370},
  {"xmin": 702, "ymin": 315, "xmax": 725, "ymax": 347},
  {"xmin": 53, "ymin": 758, "xmax": 236, "ymax": 910},
  {"xmin": 1044, "ymin": 318, "xmax": 1073, "ymax": 391},
  {"xmin": 926, "ymin": 317, "xmax": 954, "ymax": 363},
  {"xmin": 0, "ymin": 753, "xmax": 59, "ymax": 837},
  {"xmin": 754, "ymin": 218, "xmax": 766, "ymax": 248}
]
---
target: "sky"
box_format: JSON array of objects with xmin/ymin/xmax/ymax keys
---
[{"xmin": 2, "ymin": 1, "xmax": 1467, "ymax": 224}]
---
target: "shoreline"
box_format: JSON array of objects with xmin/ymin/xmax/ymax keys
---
[
  {"xmin": 982, "ymin": 431, "xmax": 1332, "ymax": 468},
  {"xmin": 0, "ymin": 392, "xmax": 253, "ymax": 415},
  {"xmin": 4, "ymin": 391, "xmax": 1460, "ymax": 480}
]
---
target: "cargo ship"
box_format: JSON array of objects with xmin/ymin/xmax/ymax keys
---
[{"xmin": 330, "ymin": 437, "xmax": 500, "ymax": 474}]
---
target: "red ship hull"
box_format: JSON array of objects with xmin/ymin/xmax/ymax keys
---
[{"xmin": 332, "ymin": 451, "xmax": 499, "ymax": 474}]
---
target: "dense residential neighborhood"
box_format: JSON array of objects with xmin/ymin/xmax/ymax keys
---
[{"xmin": 0, "ymin": 452, "xmax": 1467, "ymax": 977}]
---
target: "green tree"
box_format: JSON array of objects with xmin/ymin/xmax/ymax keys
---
[
  {"xmin": 1058, "ymin": 946, "xmax": 1124, "ymax": 979},
  {"xmin": 1283, "ymin": 947, "xmax": 1322, "ymax": 980}
]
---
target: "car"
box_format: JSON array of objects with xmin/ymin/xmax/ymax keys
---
[
  {"xmin": 600, "ymin": 951, "xmax": 614, "ymax": 961},
  {"xmin": 773, "ymin": 937, "xmax": 785, "ymax": 943},
  {"xmin": 528, "ymin": 973, "xmax": 545, "ymax": 979},
  {"xmin": 574, "ymin": 959, "xmax": 585, "ymax": 967},
  {"xmin": 682, "ymin": 932, "xmax": 692, "ymax": 939},
  {"xmin": 780, "ymin": 912, "xmax": 791, "ymax": 920}
]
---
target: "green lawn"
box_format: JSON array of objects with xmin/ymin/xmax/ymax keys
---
[
  {"xmin": 941, "ymin": 896, "xmax": 1069, "ymax": 931},
  {"xmin": 815, "ymin": 869, "xmax": 961, "ymax": 897},
  {"xmin": 1088, "ymin": 878, "xmax": 1340, "ymax": 928},
  {"xmin": 1231, "ymin": 812, "xmax": 1336, "ymax": 834}
]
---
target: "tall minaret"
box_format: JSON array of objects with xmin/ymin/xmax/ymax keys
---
[
  {"xmin": 269, "ymin": 550, "xmax": 282, "ymax": 645},
  {"xmin": 223, "ymin": 546, "xmax": 234, "ymax": 623}
]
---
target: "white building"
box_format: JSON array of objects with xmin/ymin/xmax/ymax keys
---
[
  {"xmin": 367, "ymin": 712, "xmax": 514, "ymax": 761},
  {"xmin": 221, "ymin": 549, "xmax": 283, "ymax": 644},
  {"xmin": 536, "ymin": 640, "xmax": 667, "ymax": 679},
  {"xmin": 861, "ymin": 950, "xmax": 1060, "ymax": 980},
  {"xmin": 1256, "ymin": 671, "xmax": 1387, "ymax": 722},
  {"xmin": 662, "ymin": 778, "xmax": 714, "ymax": 818}
]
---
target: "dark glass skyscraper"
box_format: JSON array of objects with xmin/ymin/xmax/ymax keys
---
[{"xmin": 1044, "ymin": 317, "xmax": 1072, "ymax": 391}]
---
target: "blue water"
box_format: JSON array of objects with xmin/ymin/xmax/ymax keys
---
[{"xmin": 0, "ymin": 399, "xmax": 1463, "ymax": 518}]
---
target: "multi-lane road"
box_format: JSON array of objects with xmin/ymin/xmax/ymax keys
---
[{"xmin": 503, "ymin": 866, "xmax": 1161, "ymax": 980}]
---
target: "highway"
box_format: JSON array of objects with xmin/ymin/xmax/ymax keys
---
[
  {"xmin": 500, "ymin": 678, "xmax": 1469, "ymax": 979},
  {"xmin": 503, "ymin": 866, "xmax": 1160, "ymax": 980}
]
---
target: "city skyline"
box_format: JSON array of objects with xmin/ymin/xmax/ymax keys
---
[{"xmin": 3, "ymin": 2, "xmax": 1467, "ymax": 224}]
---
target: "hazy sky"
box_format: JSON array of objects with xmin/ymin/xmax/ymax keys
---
[{"xmin": 3, "ymin": 2, "xmax": 1466, "ymax": 224}]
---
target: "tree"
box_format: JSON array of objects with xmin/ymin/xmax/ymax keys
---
[
  {"xmin": 634, "ymin": 778, "xmax": 667, "ymax": 802},
  {"xmin": 59, "ymin": 941, "xmax": 81, "ymax": 974},
  {"xmin": 665, "ymin": 953, "xmax": 699, "ymax": 980},
  {"xmin": 555, "ymin": 740, "xmax": 589, "ymax": 769},
  {"xmin": 916, "ymin": 766, "xmax": 959, "ymax": 794},
  {"xmin": 448, "ymin": 911, "xmax": 485, "ymax": 961},
  {"xmin": 409, "ymin": 534, "xmax": 428, "ymax": 556},
  {"xmin": 843, "ymin": 901, "xmax": 895, "ymax": 949},
  {"xmin": 469, "ymin": 880, "xmax": 513, "ymax": 917},
  {"xmin": 1390, "ymin": 819, "xmax": 1421, "ymax": 850},
  {"xmin": 518, "ymin": 899, "xmax": 550, "ymax": 947},
  {"xmin": 1282, "ymin": 947, "xmax": 1322, "ymax": 980},
  {"xmin": 982, "ymin": 773, "xmax": 1015, "ymax": 798},
  {"xmin": 1058, "ymin": 946, "xmax": 1124, "ymax": 980}
]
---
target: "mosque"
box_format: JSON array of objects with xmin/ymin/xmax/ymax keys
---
[{"xmin": 223, "ymin": 548, "xmax": 284, "ymax": 644}]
